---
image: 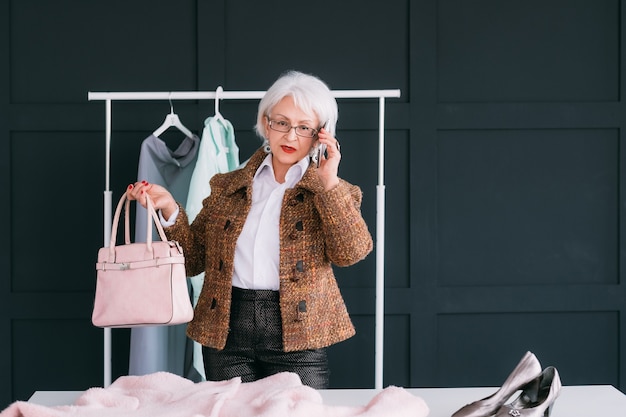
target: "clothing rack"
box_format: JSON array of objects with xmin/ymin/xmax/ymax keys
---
[{"xmin": 88, "ymin": 87, "xmax": 401, "ymax": 390}]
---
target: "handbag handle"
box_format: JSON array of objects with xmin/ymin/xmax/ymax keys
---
[
  {"xmin": 120, "ymin": 193, "xmax": 168, "ymax": 245},
  {"xmin": 108, "ymin": 191, "xmax": 170, "ymax": 261}
]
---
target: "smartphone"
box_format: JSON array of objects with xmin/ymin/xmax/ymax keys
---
[
  {"xmin": 316, "ymin": 122, "xmax": 330, "ymax": 168},
  {"xmin": 316, "ymin": 144, "xmax": 327, "ymax": 168}
]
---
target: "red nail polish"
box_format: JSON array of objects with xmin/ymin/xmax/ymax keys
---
[
  {"xmin": 127, "ymin": 184, "xmax": 133, "ymax": 190},
  {"xmin": 142, "ymin": 180, "xmax": 147, "ymax": 184}
]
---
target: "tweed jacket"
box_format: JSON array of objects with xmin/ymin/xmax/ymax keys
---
[{"xmin": 164, "ymin": 148, "xmax": 373, "ymax": 352}]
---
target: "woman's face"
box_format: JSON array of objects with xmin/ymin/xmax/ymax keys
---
[{"xmin": 264, "ymin": 95, "xmax": 319, "ymax": 171}]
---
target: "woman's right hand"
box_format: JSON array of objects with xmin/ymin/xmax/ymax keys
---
[{"xmin": 126, "ymin": 181, "xmax": 178, "ymax": 219}]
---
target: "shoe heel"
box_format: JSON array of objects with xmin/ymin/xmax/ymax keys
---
[
  {"xmin": 495, "ymin": 366, "xmax": 561, "ymax": 417},
  {"xmin": 451, "ymin": 352, "xmax": 542, "ymax": 417}
]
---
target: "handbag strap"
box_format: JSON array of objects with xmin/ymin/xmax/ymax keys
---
[
  {"xmin": 108, "ymin": 191, "xmax": 170, "ymax": 261},
  {"xmin": 124, "ymin": 198, "xmax": 131, "ymax": 244}
]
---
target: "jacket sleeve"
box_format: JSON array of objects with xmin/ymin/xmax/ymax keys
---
[
  {"xmin": 314, "ymin": 180, "xmax": 373, "ymax": 266},
  {"xmin": 162, "ymin": 204, "xmax": 205, "ymax": 277},
  {"xmin": 164, "ymin": 176, "xmax": 227, "ymax": 277}
]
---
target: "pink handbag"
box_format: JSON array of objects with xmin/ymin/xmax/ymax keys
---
[{"xmin": 92, "ymin": 191, "xmax": 194, "ymax": 327}]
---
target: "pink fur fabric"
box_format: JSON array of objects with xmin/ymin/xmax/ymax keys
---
[{"xmin": 0, "ymin": 372, "xmax": 429, "ymax": 417}]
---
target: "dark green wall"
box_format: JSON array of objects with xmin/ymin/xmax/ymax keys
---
[{"xmin": 1, "ymin": 0, "xmax": 624, "ymax": 408}]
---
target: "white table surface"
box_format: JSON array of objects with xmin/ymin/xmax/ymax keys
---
[
  {"xmin": 320, "ymin": 385, "xmax": 626, "ymax": 417},
  {"xmin": 29, "ymin": 385, "xmax": 626, "ymax": 417}
]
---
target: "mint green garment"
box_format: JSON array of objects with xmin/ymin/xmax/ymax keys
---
[
  {"xmin": 185, "ymin": 116, "xmax": 239, "ymax": 220},
  {"xmin": 185, "ymin": 116, "xmax": 240, "ymax": 381}
]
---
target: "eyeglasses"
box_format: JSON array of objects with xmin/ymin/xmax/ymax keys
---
[{"xmin": 268, "ymin": 119, "xmax": 318, "ymax": 138}]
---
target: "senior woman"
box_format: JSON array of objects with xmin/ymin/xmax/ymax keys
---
[{"xmin": 127, "ymin": 70, "xmax": 373, "ymax": 388}]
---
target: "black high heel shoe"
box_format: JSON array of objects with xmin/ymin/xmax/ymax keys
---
[
  {"xmin": 451, "ymin": 352, "xmax": 542, "ymax": 417},
  {"xmin": 494, "ymin": 366, "xmax": 561, "ymax": 417}
]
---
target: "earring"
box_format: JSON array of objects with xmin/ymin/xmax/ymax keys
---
[{"xmin": 263, "ymin": 141, "xmax": 271, "ymax": 154}]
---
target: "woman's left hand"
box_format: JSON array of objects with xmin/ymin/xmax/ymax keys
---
[{"xmin": 316, "ymin": 128, "xmax": 341, "ymax": 191}]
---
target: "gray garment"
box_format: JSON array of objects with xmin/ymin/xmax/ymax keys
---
[{"xmin": 128, "ymin": 133, "xmax": 200, "ymax": 378}]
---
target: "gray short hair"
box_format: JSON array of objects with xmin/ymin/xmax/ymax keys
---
[{"xmin": 255, "ymin": 70, "xmax": 338, "ymax": 139}]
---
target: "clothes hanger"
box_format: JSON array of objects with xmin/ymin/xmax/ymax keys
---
[
  {"xmin": 212, "ymin": 86, "xmax": 228, "ymax": 152},
  {"xmin": 213, "ymin": 86, "xmax": 225, "ymax": 122},
  {"xmin": 152, "ymin": 93, "xmax": 194, "ymax": 138}
]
